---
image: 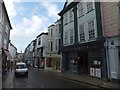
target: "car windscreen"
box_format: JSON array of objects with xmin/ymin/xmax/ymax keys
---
[{"xmin": 16, "ymin": 64, "xmax": 27, "ymax": 69}]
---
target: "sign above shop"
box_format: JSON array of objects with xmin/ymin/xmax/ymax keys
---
[{"xmin": 61, "ymin": 42, "xmax": 103, "ymax": 52}]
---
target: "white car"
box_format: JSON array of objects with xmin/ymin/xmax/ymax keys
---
[{"xmin": 15, "ymin": 62, "xmax": 28, "ymax": 77}]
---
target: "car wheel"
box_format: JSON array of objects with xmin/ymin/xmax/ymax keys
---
[{"xmin": 25, "ymin": 72, "xmax": 28, "ymax": 77}]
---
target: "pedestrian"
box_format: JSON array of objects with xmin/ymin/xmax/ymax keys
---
[
  {"xmin": 7, "ymin": 66, "xmax": 10, "ymax": 72},
  {"xmin": 10, "ymin": 61, "xmax": 13, "ymax": 72}
]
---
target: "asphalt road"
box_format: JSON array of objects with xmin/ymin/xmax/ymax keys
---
[{"xmin": 13, "ymin": 68, "xmax": 105, "ymax": 89}]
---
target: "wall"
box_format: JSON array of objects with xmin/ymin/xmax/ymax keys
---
[
  {"xmin": 63, "ymin": 8, "xmax": 75, "ymax": 46},
  {"xmin": 77, "ymin": 2, "xmax": 97, "ymax": 42},
  {"xmin": 101, "ymin": 2, "xmax": 118, "ymax": 37}
]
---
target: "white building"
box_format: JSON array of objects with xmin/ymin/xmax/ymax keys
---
[
  {"xmin": 8, "ymin": 42, "xmax": 17, "ymax": 62},
  {"xmin": 45, "ymin": 20, "xmax": 61, "ymax": 71},
  {"xmin": 34, "ymin": 32, "xmax": 48, "ymax": 68},
  {"xmin": 0, "ymin": 1, "xmax": 12, "ymax": 89}
]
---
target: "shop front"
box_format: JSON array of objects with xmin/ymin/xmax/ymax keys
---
[
  {"xmin": 2, "ymin": 49, "xmax": 12, "ymax": 71},
  {"xmin": 61, "ymin": 40, "xmax": 107, "ymax": 78},
  {"xmin": 45, "ymin": 57, "xmax": 60, "ymax": 71}
]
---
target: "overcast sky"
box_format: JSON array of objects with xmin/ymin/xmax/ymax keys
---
[{"xmin": 4, "ymin": 0, "xmax": 65, "ymax": 53}]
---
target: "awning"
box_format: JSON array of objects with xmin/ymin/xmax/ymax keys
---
[{"xmin": 3, "ymin": 50, "xmax": 12, "ymax": 59}]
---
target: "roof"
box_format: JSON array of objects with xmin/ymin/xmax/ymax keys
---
[
  {"xmin": 36, "ymin": 32, "xmax": 48, "ymax": 38},
  {"xmin": 48, "ymin": 24, "xmax": 55, "ymax": 28},
  {"xmin": 58, "ymin": 2, "xmax": 78, "ymax": 16},
  {"xmin": 10, "ymin": 43, "xmax": 17, "ymax": 50}
]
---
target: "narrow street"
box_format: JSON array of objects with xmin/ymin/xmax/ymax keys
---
[{"xmin": 14, "ymin": 68, "xmax": 104, "ymax": 89}]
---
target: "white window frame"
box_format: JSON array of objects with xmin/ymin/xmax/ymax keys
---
[
  {"xmin": 70, "ymin": 28, "xmax": 74, "ymax": 44},
  {"xmin": 78, "ymin": 2, "xmax": 84, "ymax": 17},
  {"xmin": 69, "ymin": 9, "xmax": 73, "ymax": 22},
  {"xmin": 64, "ymin": 13, "xmax": 68, "ymax": 25},
  {"xmin": 3, "ymin": 39, "xmax": 7, "ymax": 49},
  {"xmin": 88, "ymin": 19, "xmax": 95, "ymax": 40},
  {"xmin": 79, "ymin": 24, "xmax": 85, "ymax": 42},
  {"xmin": 50, "ymin": 28, "xmax": 53, "ymax": 37},
  {"xmin": 64, "ymin": 31, "xmax": 68, "ymax": 45},
  {"xmin": 38, "ymin": 37, "xmax": 41, "ymax": 45},
  {"xmin": 87, "ymin": 2, "xmax": 93, "ymax": 13}
]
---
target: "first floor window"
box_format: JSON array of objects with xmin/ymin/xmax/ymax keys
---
[
  {"xmin": 88, "ymin": 20, "xmax": 95, "ymax": 40},
  {"xmin": 50, "ymin": 41, "xmax": 53, "ymax": 51},
  {"xmin": 38, "ymin": 37, "xmax": 41, "ymax": 45},
  {"xmin": 70, "ymin": 28, "xmax": 74, "ymax": 44},
  {"xmin": 64, "ymin": 13, "xmax": 68, "ymax": 25},
  {"xmin": 118, "ymin": 6, "xmax": 120, "ymax": 30},
  {"xmin": 79, "ymin": 24, "xmax": 85, "ymax": 42},
  {"xmin": 55, "ymin": 39, "xmax": 58, "ymax": 50},
  {"xmin": 64, "ymin": 31, "xmax": 68, "ymax": 45}
]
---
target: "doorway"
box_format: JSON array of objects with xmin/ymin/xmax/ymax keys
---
[{"xmin": 77, "ymin": 51, "xmax": 88, "ymax": 74}]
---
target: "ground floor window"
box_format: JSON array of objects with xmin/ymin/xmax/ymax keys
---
[
  {"xmin": 68, "ymin": 52, "xmax": 78, "ymax": 73},
  {"xmin": 46, "ymin": 58, "xmax": 52, "ymax": 67}
]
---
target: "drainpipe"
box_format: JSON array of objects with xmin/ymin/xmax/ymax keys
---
[{"xmin": 106, "ymin": 37, "xmax": 111, "ymax": 81}]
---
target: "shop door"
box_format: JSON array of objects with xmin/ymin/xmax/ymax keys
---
[{"xmin": 77, "ymin": 51, "xmax": 88, "ymax": 74}]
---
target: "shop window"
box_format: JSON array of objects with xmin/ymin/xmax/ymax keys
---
[
  {"xmin": 47, "ymin": 58, "xmax": 52, "ymax": 67},
  {"xmin": 70, "ymin": 59, "xmax": 77, "ymax": 65}
]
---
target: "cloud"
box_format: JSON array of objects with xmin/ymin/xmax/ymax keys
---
[
  {"xmin": 4, "ymin": 1, "xmax": 63, "ymax": 52},
  {"xmin": 23, "ymin": 15, "xmax": 48, "ymax": 37},
  {"xmin": 4, "ymin": 0, "xmax": 21, "ymax": 18},
  {"xmin": 40, "ymin": 2, "xmax": 60, "ymax": 18},
  {"xmin": 10, "ymin": 15, "xmax": 49, "ymax": 52}
]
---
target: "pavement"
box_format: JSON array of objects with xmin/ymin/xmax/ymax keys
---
[
  {"xmin": 35, "ymin": 68, "xmax": 120, "ymax": 89},
  {"xmin": 2, "ymin": 70, "xmax": 14, "ymax": 89}
]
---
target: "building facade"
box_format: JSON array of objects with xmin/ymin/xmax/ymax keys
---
[
  {"xmin": 45, "ymin": 20, "xmax": 61, "ymax": 71},
  {"xmin": 8, "ymin": 42, "xmax": 17, "ymax": 62},
  {"xmin": 34, "ymin": 33, "xmax": 48, "ymax": 69},
  {"xmin": 16, "ymin": 53, "xmax": 23, "ymax": 62},
  {"xmin": 0, "ymin": 1, "xmax": 12, "ymax": 75},
  {"xmin": 23, "ymin": 44, "xmax": 30, "ymax": 65},
  {"xmin": 59, "ymin": 1, "xmax": 107, "ymax": 79},
  {"xmin": 101, "ymin": 2, "xmax": 120, "ymax": 82}
]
